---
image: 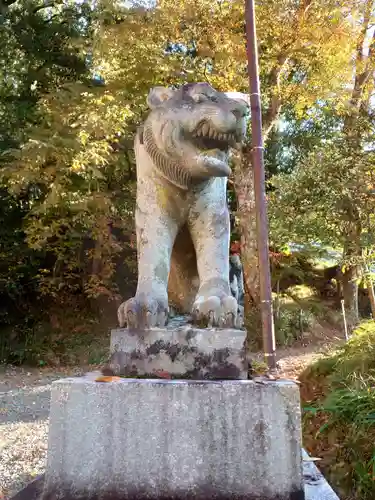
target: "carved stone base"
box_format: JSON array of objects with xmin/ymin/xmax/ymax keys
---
[{"xmin": 103, "ymin": 317, "xmax": 249, "ymax": 380}]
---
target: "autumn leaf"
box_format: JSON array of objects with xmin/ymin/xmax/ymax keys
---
[
  {"xmin": 95, "ymin": 376, "xmax": 121, "ymax": 383},
  {"xmin": 153, "ymin": 370, "xmax": 172, "ymax": 379}
]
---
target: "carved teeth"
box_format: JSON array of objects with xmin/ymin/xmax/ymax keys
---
[
  {"xmin": 194, "ymin": 124, "xmax": 236, "ymax": 143},
  {"xmin": 201, "ymin": 124, "xmax": 209, "ymax": 136}
]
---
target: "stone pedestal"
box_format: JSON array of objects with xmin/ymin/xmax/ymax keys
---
[
  {"xmin": 104, "ymin": 320, "xmax": 249, "ymax": 379},
  {"xmin": 42, "ymin": 376, "xmax": 305, "ymax": 500}
]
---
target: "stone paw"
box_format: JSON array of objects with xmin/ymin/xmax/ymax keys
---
[
  {"xmin": 192, "ymin": 294, "xmax": 243, "ymax": 328},
  {"xmin": 117, "ymin": 292, "xmax": 168, "ymax": 329}
]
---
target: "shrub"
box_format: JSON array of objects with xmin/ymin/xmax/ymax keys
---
[
  {"xmin": 275, "ymin": 307, "xmax": 314, "ymax": 346},
  {"xmin": 300, "ymin": 320, "xmax": 375, "ymax": 500}
]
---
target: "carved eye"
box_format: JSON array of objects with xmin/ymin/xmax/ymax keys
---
[
  {"xmin": 192, "ymin": 93, "xmax": 218, "ymax": 103},
  {"xmin": 192, "ymin": 93, "xmax": 208, "ymax": 103}
]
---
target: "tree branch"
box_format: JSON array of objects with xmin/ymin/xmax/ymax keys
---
[
  {"xmin": 261, "ymin": 1, "xmax": 314, "ymax": 140},
  {"xmin": 348, "ymin": 0, "xmax": 374, "ymax": 110},
  {"xmin": 33, "ymin": 1, "xmax": 61, "ymax": 15},
  {"xmin": 263, "ymin": 55, "xmax": 290, "ymax": 141}
]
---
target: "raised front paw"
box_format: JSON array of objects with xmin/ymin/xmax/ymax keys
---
[
  {"xmin": 117, "ymin": 292, "xmax": 168, "ymax": 329},
  {"xmin": 192, "ymin": 294, "xmax": 243, "ymax": 329}
]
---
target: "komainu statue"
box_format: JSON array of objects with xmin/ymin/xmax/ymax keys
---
[{"xmin": 118, "ymin": 82, "xmax": 249, "ymax": 330}]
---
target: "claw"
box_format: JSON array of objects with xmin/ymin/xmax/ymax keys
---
[
  {"xmin": 118, "ymin": 303, "xmax": 126, "ymax": 328},
  {"xmin": 157, "ymin": 310, "xmax": 168, "ymax": 327},
  {"xmin": 208, "ymin": 310, "xmax": 215, "ymax": 328},
  {"xmin": 226, "ymin": 312, "xmax": 235, "ymax": 328},
  {"xmin": 146, "ymin": 310, "xmax": 154, "ymax": 328},
  {"xmin": 127, "ymin": 306, "xmax": 137, "ymax": 327},
  {"xmin": 218, "ymin": 313, "xmax": 225, "ymax": 328},
  {"xmin": 191, "ymin": 293, "xmax": 239, "ymax": 328},
  {"xmin": 117, "ymin": 294, "xmax": 169, "ymax": 329}
]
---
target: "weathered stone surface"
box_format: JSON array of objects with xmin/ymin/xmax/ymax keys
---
[
  {"xmin": 302, "ymin": 450, "xmax": 339, "ymax": 500},
  {"xmin": 11, "ymin": 451, "xmax": 340, "ymax": 500},
  {"xmin": 42, "ymin": 376, "xmax": 305, "ymax": 500},
  {"xmin": 104, "ymin": 319, "xmax": 248, "ymax": 379},
  {"xmin": 117, "ymin": 83, "xmax": 249, "ymax": 330}
]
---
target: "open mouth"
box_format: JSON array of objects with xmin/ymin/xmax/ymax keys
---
[{"xmin": 190, "ymin": 122, "xmax": 238, "ymax": 151}]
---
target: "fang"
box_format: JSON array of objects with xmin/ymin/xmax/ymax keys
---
[{"xmin": 201, "ymin": 124, "xmax": 210, "ymax": 136}]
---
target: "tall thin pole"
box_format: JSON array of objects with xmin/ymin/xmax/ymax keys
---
[
  {"xmin": 244, "ymin": 0, "xmax": 277, "ymax": 371},
  {"xmin": 341, "ymin": 299, "xmax": 349, "ymax": 341}
]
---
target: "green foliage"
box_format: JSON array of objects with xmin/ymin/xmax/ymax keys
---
[
  {"xmin": 269, "ymin": 137, "xmax": 375, "ymax": 251},
  {"xmin": 265, "ymin": 104, "xmax": 342, "ymax": 176},
  {"xmin": 268, "ymin": 0, "xmax": 375, "ymax": 321},
  {"xmin": 0, "ymin": 0, "xmax": 90, "ymax": 150},
  {"xmin": 274, "ymin": 306, "xmax": 314, "ymax": 346},
  {"xmin": 0, "ymin": 0, "xmax": 108, "ymax": 362},
  {"xmin": 0, "ymin": 304, "xmax": 109, "ymax": 366},
  {"xmin": 330, "ymin": 321, "xmax": 375, "ymax": 382},
  {"xmin": 301, "ymin": 320, "xmax": 375, "ymax": 500}
]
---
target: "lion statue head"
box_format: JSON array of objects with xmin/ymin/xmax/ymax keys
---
[{"xmin": 140, "ymin": 82, "xmax": 249, "ymax": 189}]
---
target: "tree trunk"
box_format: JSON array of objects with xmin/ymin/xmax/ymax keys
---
[
  {"xmin": 230, "ymin": 48, "xmax": 295, "ymax": 346},
  {"xmin": 341, "ymin": 266, "xmax": 359, "ymax": 328},
  {"xmin": 365, "ymin": 274, "xmax": 375, "ymax": 319},
  {"xmin": 338, "ymin": 1, "xmax": 374, "ymax": 328},
  {"xmin": 340, "ymin": 225, "xmax": 362, "ymax": 329},
  {"xmin": 233, "ymin": 148, "xmax": 262, "ymax": 345},
  {"xmin": 233, "ymin": 148, "xmax": 259, "ymax": 303}
]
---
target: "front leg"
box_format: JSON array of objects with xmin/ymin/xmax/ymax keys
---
[
  {"xmin": 188, "ymin": 178, "xmax": 241, "ymax": 328},
  {"xmin": 118, "ymin": 179, "xmax": 180, "ymax": 329}
]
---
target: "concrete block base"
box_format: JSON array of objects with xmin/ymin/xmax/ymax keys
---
[
  {"xmin": 104, "ymin": 324, "xmax": 249, "ymax": 380},
  {"xmin": 42, "ymin": 375, "xmax": 305, "ymax": 500}
]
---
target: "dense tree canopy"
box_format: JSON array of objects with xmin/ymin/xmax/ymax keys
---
[
  {"xmin": 269, "ymin": 0, "xmax": 375, "ymax": 324},
  {"xmin": 0, "ymin": 0, "xmax": 374, "ymax": 360}
]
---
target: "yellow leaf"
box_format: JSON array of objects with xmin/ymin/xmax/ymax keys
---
[{"xmin": 95, "ymin": 376, "xmax": 121, "ymax": 383}]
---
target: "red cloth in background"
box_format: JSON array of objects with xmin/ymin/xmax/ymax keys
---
[{"xmin": 230, "ymin": 241, "xmax": 241, "ymax": 255}]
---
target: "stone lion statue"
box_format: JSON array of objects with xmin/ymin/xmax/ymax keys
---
[{"xmin": 118, "ymin": 82, "xmax": 248, "ymax": 329}]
